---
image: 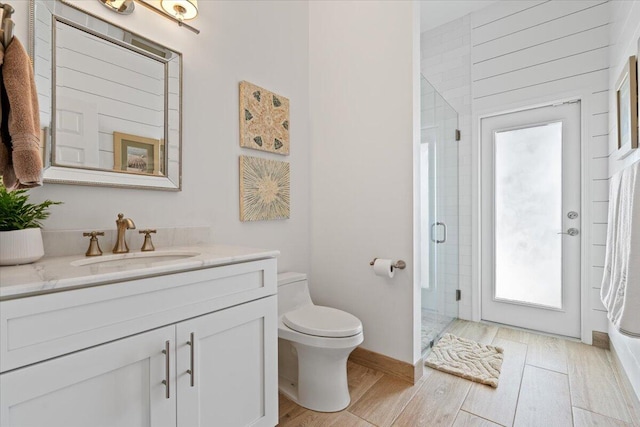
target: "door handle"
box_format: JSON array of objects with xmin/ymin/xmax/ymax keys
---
[
  {"xmin": 557, "ymin": 228, "xmax": 579, "ymax": 236},
  {"xmin": 161, "ymin": 340, "xmax": 170, "ymax": 399},
  {"xmin": 439, "ymin": 222, "xmax": 447, "ymax": 244},
  {"xmin": 430, "ymin": 222, "xmax": 447, "ymax": 244},
  {"xmin": 186, "ymin": 332, "xmax": 195, "ymax": 387}
]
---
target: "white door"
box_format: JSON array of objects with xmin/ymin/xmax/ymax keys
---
[
  {"xmin": 480, "ymin": 102, "xmax": 581, "ymax": 337},
  {"xmin": 0, "ymin": 326, "xmax": 176, "ymax": 427},
  {"xmin": 55, "ymin": 96, "xmax": 100, "ymax": 168},
  {"xmin": 176, "ymin": 296, "xmax": 278, "ymax": 427}
]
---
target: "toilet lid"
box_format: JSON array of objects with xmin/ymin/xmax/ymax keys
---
[{"xmin": 283, "ymin": 305, "xmax": 362, "ymax": 338}]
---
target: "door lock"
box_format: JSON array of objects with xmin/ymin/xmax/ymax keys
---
[
  {"xmin": 567, "ymin": 211, "xmax": 579, "ymax": 219},
  {"xmin": 558, "ymin": 228, "xmax": 579, "ymax": 236}
]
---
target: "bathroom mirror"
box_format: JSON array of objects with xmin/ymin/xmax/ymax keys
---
[{"xmin": 29, "ymin": 0, "xmax": 182, "ymax": 190}]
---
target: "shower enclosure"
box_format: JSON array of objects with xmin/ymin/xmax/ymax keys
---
[{"xmin": 420, "ymin": 75, "xmax": 459, "ymax": 355}]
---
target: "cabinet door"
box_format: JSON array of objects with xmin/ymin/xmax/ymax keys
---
[
  {"xmin": 0, "ymin": 326, "xmax": 176, "ymax": 427},
  {"xmin": 177, "ymin": 296, "xmax": 277, "ymax": 427}
]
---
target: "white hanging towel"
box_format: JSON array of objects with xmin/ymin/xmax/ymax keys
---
[{"xmin": 601, "ymin": 161, "xmax": 640, "ymax": 337}]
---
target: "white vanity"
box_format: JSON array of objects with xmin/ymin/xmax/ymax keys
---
[{"xmin": 0, "ymin": 245, "xmax": 279, "ymax": 427}]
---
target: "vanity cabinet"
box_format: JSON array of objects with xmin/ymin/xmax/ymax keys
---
[
  {"xmin": 177, "ymin": 297, "xmax": 277, "ymax": 426},
  {"xmin": 0, "ymin": 257, "xmax": 278, "ymax": 427}
]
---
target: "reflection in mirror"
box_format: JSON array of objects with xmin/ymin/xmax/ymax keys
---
[{"xmin": 30, "ymin": 0, "xmax": 182, "ymax": 190}]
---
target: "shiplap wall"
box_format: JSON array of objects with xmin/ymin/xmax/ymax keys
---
[
  {"xmin": 422, "ymin": 0, "xmax": 612, "ymax": 337},
  {"xmin": 609, "ymin": 1, "xmax": 640, "ymax": 174},
  {"xmin": 34, "ymin": 3, "xmax": 52, "ymax": 129},
  {"xmin": 56, "ymin": 22, "xmax": 164, "ymax": 170},
  {"xmin": 607, "ymin": 0, "xmax": 640, "ymax": 399},
  {"xmin": 471, "ymin": 0, "xmax": 611, "ymax": 338}
]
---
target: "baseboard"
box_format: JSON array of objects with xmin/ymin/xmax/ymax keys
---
[
  {"xmin": 349, "ymin": 347, "xmax": 423, "ymax": 384},
  {"xmin": 592, "ymin": 331, "xmax": 610, "ymax": 350}
]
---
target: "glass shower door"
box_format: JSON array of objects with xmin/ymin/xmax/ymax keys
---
[{"xmin": 420, "ymin": 76, "xmax": 459, "ymax": 354}]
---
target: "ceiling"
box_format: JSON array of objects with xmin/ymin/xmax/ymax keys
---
[{"xmin": 420, "ymin": 0, "xmax": 501, "ymax": 32}]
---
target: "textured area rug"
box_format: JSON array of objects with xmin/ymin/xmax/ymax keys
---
[{"xmin": 425, "ymin": 333, "xmax": 504, "ymax": 388}]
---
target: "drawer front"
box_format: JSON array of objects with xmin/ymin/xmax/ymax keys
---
[{"xmin": 0, "ymin": 258, "xmax": 276, "ymax": 373}]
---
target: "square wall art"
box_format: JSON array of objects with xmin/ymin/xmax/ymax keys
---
[
  {"xmin": 239, "ymin": 81, "xmax": 290, "ymax": 155},
  {"xmin": 239, "ymin": 155, "xmax": 290, "ymax": 221}
]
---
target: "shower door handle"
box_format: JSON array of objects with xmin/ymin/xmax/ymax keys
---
[
  {"xmin": 439, "ymin": 222, "xmax": 447, "ymax": 244},
  {"xmin": 431, "ymin": 222, "xmax": 446, "ymax": 244}
]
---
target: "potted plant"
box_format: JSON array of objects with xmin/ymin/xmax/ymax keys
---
[{"xmin": 0, "ymin": 178, "xmax": 61, "ymax": 266}]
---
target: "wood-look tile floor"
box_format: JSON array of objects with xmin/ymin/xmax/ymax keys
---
[{"xmin": 278, "ymin": 320, "xmax": 640, "ymax": 427}]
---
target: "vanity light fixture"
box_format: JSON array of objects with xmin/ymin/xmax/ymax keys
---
[
  {"xmin": 161, "ymin": 0, "xmax": 198, "ymax": 22},
  {"xmin": 98, "ymin": 0, "xmax": 135, "ymax": 15},
  {"xmin": 97, "ymin": 0, "xmax": 200, "ymax": 34}
]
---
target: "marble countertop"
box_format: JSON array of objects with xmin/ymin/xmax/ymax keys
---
[{"xmin": 0, "ymin": 244, "xmax": 279, "ymax": 300}]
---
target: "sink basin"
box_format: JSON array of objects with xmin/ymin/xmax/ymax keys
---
[{"xmin": 71, "ymin": 251, "xmax": 201, "ymax": 268}]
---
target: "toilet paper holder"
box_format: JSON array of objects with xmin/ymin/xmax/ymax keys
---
[{"xmin": 369, "ymin": 258, "xmax": 406, "ymax": 269}]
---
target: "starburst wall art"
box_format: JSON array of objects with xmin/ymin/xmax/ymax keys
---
[
  {"xmin": 239, "ymin": 156, "xmax": 290, "ymax": 221},
  {"xmin": 239, "ymin": 81, "xmax": 290, "ymax": 155}
]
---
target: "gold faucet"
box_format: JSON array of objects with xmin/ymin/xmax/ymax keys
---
[{"xmin": 113, "ymin": 213, "xmax": 136, "ymax": 253}]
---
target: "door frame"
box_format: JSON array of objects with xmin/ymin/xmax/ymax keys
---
[{"xmin": 471, "ymin": 88, "xmax": 594, "ymax": 344}]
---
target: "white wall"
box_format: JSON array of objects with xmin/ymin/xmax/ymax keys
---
[
  {"xmin": 13, "ymin": 0, "xmax": 310, "ymax": 273},
  {"xmin": 607, "ymin": 0, "xmax": 640, "ymax": 399},
  {"xmin": 309, "ymin": 1, "xmax": 420, "ymax": 364}
]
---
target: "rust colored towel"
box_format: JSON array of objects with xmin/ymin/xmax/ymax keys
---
[
  {"xmin": 0, "ymin": 40, "xmax": 14, "ymax": 187},
  {"xmin": 3, "ymin": 37, "xmax": 42, "ymax": 189}
]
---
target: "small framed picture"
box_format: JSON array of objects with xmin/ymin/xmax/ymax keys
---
[
  {"xmin": 615, "ymin": 56, "xmax": 638, "ymax": 159},
  {"xmin": 113, "ymin": 132, "xmax": 161, "ymax": 175}
]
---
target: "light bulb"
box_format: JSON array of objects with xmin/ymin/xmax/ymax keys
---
[{"xmin": 161, "ymin": 0, "xmax": 198, "ymax": 21}]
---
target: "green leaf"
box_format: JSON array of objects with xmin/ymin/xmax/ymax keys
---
[{"xmin": 0, "ymin": 177, "xmax": 62, "ymax": 231}]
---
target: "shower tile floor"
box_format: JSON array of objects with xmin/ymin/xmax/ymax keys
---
[{"xmin": 421, "ymin": 309, "xmax": 454, "ymax": 354}]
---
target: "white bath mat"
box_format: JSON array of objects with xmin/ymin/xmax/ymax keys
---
[{"xmin": 425, "ymin": 333, "xmax": 504, "ymax": 388}]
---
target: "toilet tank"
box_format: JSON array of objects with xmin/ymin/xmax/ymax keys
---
[{"xmin": 277, "ymin": 272, "xmax": 313, "ymax": 315}]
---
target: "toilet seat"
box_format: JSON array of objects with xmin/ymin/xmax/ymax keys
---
[{"xmin": 282, "ymin": 305, "xmax": 362, "ymax": 338}]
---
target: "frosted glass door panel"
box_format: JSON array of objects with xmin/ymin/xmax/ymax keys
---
[
  {"xmin": 480, "ymin": 101, "xmax": 581, "ymax": 338},
  {"xmin": 494, "ymin": 123, "xmax": 563, "ymax": 308}
]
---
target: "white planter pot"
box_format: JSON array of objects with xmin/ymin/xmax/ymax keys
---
[{"xmin": 0, "ymin": 228, "xmax": 45, "ymax": 266}]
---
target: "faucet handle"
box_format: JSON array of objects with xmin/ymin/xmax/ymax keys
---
[
  {"xmin": 139, "ymin": 229, "xmax": 156, "ymax": 252},
  {"xmin": 82, "ymin": 231, "xmax": 104, "ymax": 257},
  {"xmin": 83, "ymin": 231, "xmax": 105, "ymax": 238}
]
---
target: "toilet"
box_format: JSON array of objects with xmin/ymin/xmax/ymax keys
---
[{"xmin": 277, "ymin": 272, "xmax": 364, "ymax": 412}]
